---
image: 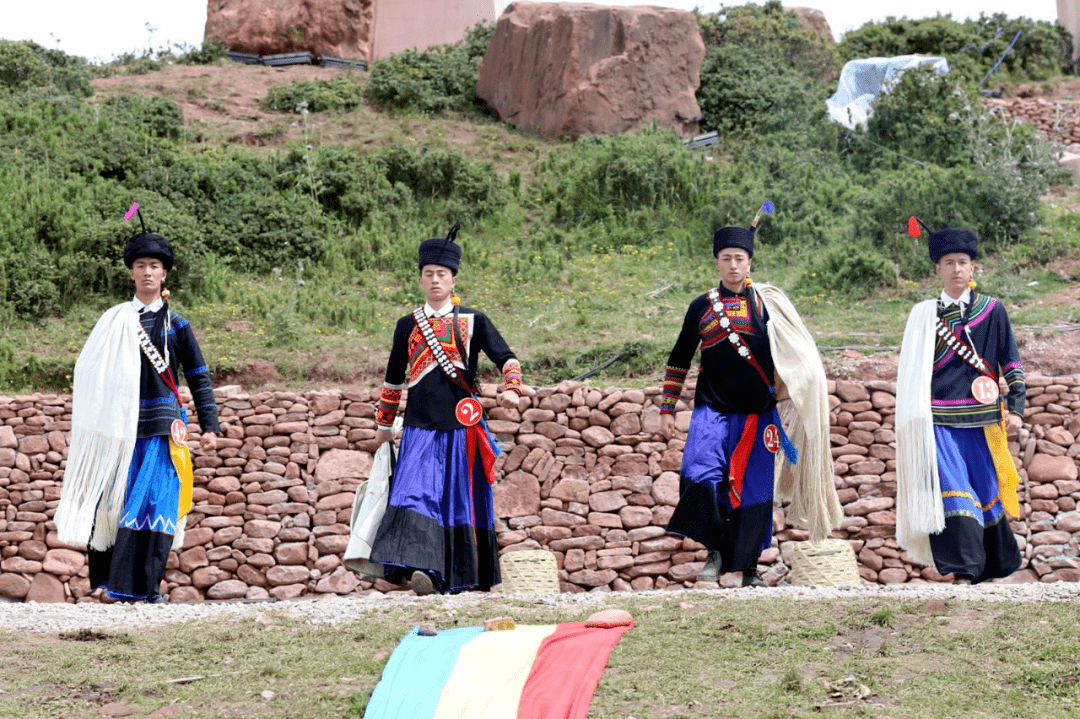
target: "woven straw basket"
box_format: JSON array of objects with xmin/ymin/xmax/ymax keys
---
[
  {"xmin": 790, "ymin": 538, "xmax": 861, "ymax": 586},
  {"xmin": 492, "ymin": 549, "xmax": 561, "ymax": 595}
]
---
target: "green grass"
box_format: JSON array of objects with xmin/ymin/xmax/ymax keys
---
[
  {"xmin": 2, "ymin": 209, "xmax": 1078, "ymax": 394},
  {"xmin": 1, "ymin": 595, "xmax": 1078, "ymax": 718}
]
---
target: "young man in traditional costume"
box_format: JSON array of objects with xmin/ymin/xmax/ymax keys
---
[
  {"xmin": 660, "ymin": 202, "xmax": 842, "ymax": 587},
  {"xmin": 371, "ymin": 222, "xmax": 523, "ymax": 595},
  {"xmin": 896, "ymin": 219, "xmax": 1025, "ymax": 584},
  {"xmin": 55, "ymin": 205, "xmax": 219, "ymax": 603}
]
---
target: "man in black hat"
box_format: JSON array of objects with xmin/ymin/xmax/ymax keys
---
[
  {"xmin": 895, "ymin": 220, "xmax": 1025, "ymax": 584},
  {"xmin": 660, "ymin": 205, "xmax": 842, "ymax": 588},
  {"xmin": 369, "ymin": 222, "xmax": 523, "ymax": 595},
  {"xmin": 55, "ymin": 212, "xmax": 219, "ymax": 603}
]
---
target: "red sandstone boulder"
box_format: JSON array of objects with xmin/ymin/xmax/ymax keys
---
[
  {"xmin": 207, "ymin": 579, "xmax": 250, "ymax": 600},
  {"xmin": 42, "ymin": 549, "xmax": 84, "ymax": 576},
  {"xmin": 789, "ymin": 7, "xmax": 834, "ymax": 43},
  {"xmin": 26, "ymin": 572, "xmax": 65, "ymax": 602},
  {"xmin": 0, "ymin": 425, "xmax": 17, "ymax": 448},
  {"xmin": 493, "ymin": 472, "xmax": 541, "ymax": 518},
  {"xmin": 0, "ymin": 572, "xmax": 31, "ymax": 599},
  {"xmin": 476, "ymin": 2, "xmax": 704, "ymax": 139},
  {"xmin": 315, "ymin": 570, "xmax": 360, "ymax": 594},
  {"xmin": 205, "ymin": 0, "xmax": 375, "ymax": 63},
  {"xmin": 1030, "ymin": 455, "xmax": 1080, "ymax": 483},
  {"xmin": 315, "ymin": 449, "xmax": 373, "ymax": 482}
]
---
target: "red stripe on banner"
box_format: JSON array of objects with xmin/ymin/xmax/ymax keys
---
[
  {"xmin": 727, "ymin": 414, "xmax": 759, "ymax": 508},
  {"xmin": 517, "ymin": 621, "xmax": 634, "ymax": 719}
]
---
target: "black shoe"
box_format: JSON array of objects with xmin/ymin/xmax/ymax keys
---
[
  {"xmin": 741, "ymin": 569, "xmax": 765, "ymax": 588},
  {"xmin": 410, "ymin": 570, "xmax": 435, "ymax": 596},
  {"xmin": 697, "ymin": 551, "xmax": 722, "ymax": 582},
  {"xmin": 146, "ymin": 592, "xmax": 168, "ymax": 604}
]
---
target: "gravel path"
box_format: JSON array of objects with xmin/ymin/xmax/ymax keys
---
[{"xmin": 2, "ymin": 582, "xmax": 1079, "ymax": 633}]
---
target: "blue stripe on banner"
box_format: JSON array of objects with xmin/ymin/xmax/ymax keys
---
[
  {"xmin": 364, "ymin": 626, "xmax": 484, "ymax": 719},
  {"xmin": 187, "ymin": 365, "xmax": 208, "ymax": 375},
  {"xmin": 140, "ymin": 396, "xmax": 177, "ymax": 406}
]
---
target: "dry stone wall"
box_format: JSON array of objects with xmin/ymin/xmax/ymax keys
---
[{"xmin": 1, "ymin": 374, "xmax": 1079, "ymax": 602}]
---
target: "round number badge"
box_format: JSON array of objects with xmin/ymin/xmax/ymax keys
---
[
  {"xmin": 170, "ymin": 418, "xmax": 188, "ymax": 447},
  {"xmin": 971, "ymin": 376, "xmax": 1000, "ymax": 405},
  {"xmin": 763, "ymin": 424, "xmax": 780, "ymax": 454},
  {"xmin": 455, "ymin": 397, "xmax": 483, "ymax": 427}
]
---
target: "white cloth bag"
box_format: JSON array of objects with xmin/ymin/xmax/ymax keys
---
[{"xmin": 343, "ymin": 438, "xmax": 395, "ymax": 578}]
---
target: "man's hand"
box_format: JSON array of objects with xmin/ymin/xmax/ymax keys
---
[
  {"xmin": 1005, "ymin": 411, "xmax": 1022, "ymax": 435},
  {"xmin": 375, "ymin": 428, "xmax": 394, "ymax": 446},
  {"xmin": 199, "ymin": 432, "xmax": 217, "ymax": 453},
  {"xmin": 660, "ymin": 413, "xmax": 675, "ymax": 440},
  {"xmin": 498, "ymin": 390, "xmax": 520, "ymax": 410}
]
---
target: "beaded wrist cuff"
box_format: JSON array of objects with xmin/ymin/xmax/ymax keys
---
[
  {"xmin": 376, "ymin": 384, "xmax": 403, "ymax": 428},
  {"xmin": 502, "ymin": 359, "xmax": 522, "ymax": 394},
  {"xmin": 660, "ymin": 365, "xmax": 687, "ymax": 415}
]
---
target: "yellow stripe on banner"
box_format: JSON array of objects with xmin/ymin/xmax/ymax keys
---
[
  {"xmin": 984, "ymin": 420, "xmax": 1020, "ymax": 519},
  {"xmin": 433, "ymin": 624, "xmax": 558, "ymax": 719}
]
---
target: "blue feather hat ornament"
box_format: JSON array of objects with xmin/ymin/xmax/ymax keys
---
[{"xmin": 750, "ymin": 199, "xmax": 774, "ymax": 230}]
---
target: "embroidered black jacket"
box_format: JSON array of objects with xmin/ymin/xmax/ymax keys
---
[
  {"xmin": 931, "ymin": 292, "xmax": 1025, "ymax": 427},
  {"xmin": 383, "ymin": 307, "xmax": 516, "ymax": 431},
  {"xmin": 663, "ymin": 286, "xmax": 776, "ymax": 416},
  {"xmin": 137, "ymin": 308, "xmax": 220, "ymax": 438}
]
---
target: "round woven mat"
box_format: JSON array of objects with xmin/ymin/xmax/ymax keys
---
[
  {"xmin": 790, "ymin": 538, "xmax": 861, "ymax": 586},
  {"xmin": 492, "ymin": 549, "xmax": 561, "ymax": 595}
]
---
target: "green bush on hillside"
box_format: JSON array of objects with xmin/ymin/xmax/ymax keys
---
[
  {"xmin": 845, "ymin": 64, "xmax": 1061, "ymax": 254},
  {"xmin": 262, "ymin": 76, "xmax": 366, "ymax": 113},
  {"xmin": 0, "ymin": 40, "xmax": 92, "ymax": 97},
  {"xmin": 176, "ymin": 41, "xmax": 228, "ymax": 66},
  {"xmin": 839, "ymin": 13, "xmax": 1073, "ymax": 81},
  {"xmin": 696, "ymin": 0, "xmax": 840, "ymax": 81},
  {"xmin": 698, "ymin": 44, "xmax": 826, "ymax": 136},
  {"xmin": 365, "ymin": 21, "xmax": 493, "ymax": 115}
]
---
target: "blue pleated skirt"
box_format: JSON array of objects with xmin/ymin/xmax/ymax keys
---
[
  {"xmin": 88, "ymin": 434, "xmax": 180, "ymax": 600},
  {"xmin": 666, "ymin": 405, "xmax": 776, "ymax": 573},
  {"xmin": 929, "ymin": 425, "xmax": 1021, "ymax": 582},
  {"xmin": 370, "ymin": 426, "xmax": 500, "ymax": 592}
]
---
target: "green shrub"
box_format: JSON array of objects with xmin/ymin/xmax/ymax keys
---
[
  {"xmin": 0, "ymin": 40, "xmax": 92, "ymax": 97},
  {"xmin": 839, "ymin": 13, "xmax": 1072, "ymax": 82},
  {"xmin": 101, "ymin": 95, "xmax": 185, "ymax": 140},
  {"xmin": 365, "ymin": 21, "xmax": 493, "ymax": 115},
  {"xmin": 177, "ymin": 41, "xmax": 228, "ymax": 66},
  {"xmin": 853, "ymin": 65, "xmax": 975, "ymax": 170},
  {"xmin": 536, "ymin": 128, "xmax": 718, "ymax": 229},
  {"xmin": 696, "ymin": 1, "xmax": 840, "ymax": 81},
  {"xmin": 795, "ymin": 246, "xmax": 896, "ymax": 298},
  {"xmin": 262, "ymin": 76, "xmax": 366, "ymax": 113},
  {"xmin": 698, "ymin": 44, "xmax": 827, "ymax": 136}
]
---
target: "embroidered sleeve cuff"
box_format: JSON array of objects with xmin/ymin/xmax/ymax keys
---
[
  {"xmin": 661, "ymin": 365, "xmax": 688, "ymax": 414},
  {"xmin": 1003, "ymin": 362, "xmax": 1025, "ymax": 386},
  {"xmin": 376, "ymin": 383, "xmax": 403, "ymax": 427},
  {"xmin": 502, "ymin": 358, "xmax": 522, "ymax": 394}
]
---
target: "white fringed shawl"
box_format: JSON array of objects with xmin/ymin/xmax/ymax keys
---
[
  {"xmin": 756, "ymin": 284, "xmax": 843, "ymax": 541},
  {"xmin": 895, "ymin": 300, "xmax": 944, "ymax": 566},
  {"xmin": 54, "ymin": 303, "xmax": 142, "ymax": 550}
]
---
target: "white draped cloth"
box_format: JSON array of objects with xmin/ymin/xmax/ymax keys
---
[
  {"xmin": 895, "ymin": 300, "xmax": 945, "ymax": 566},
  {"xmin": 54, "ymin": 303, "xmax": 142, "ymax": 550},
  {"xmin": 756, "ymin": 283, "xmax": 843, "ymax": 541}
]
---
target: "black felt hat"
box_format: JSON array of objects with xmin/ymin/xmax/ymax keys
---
[
  {"xmin": 928, "ymin": 226, "xmax": 978, "ymax": 263},
  {"xmin": 124, "ymin": 232, "xmax": 174, "ymax": 270},
  {"xmin": 908, "ymin": 216, "xmax": 978, "ymax": 263},
  {"xmin": 418, "ymin": 220, "xmax": 462, "ymax": 274},
  {"xmin": 713, "ymin": 226, "xmax": 755, "ymax": 258}
]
